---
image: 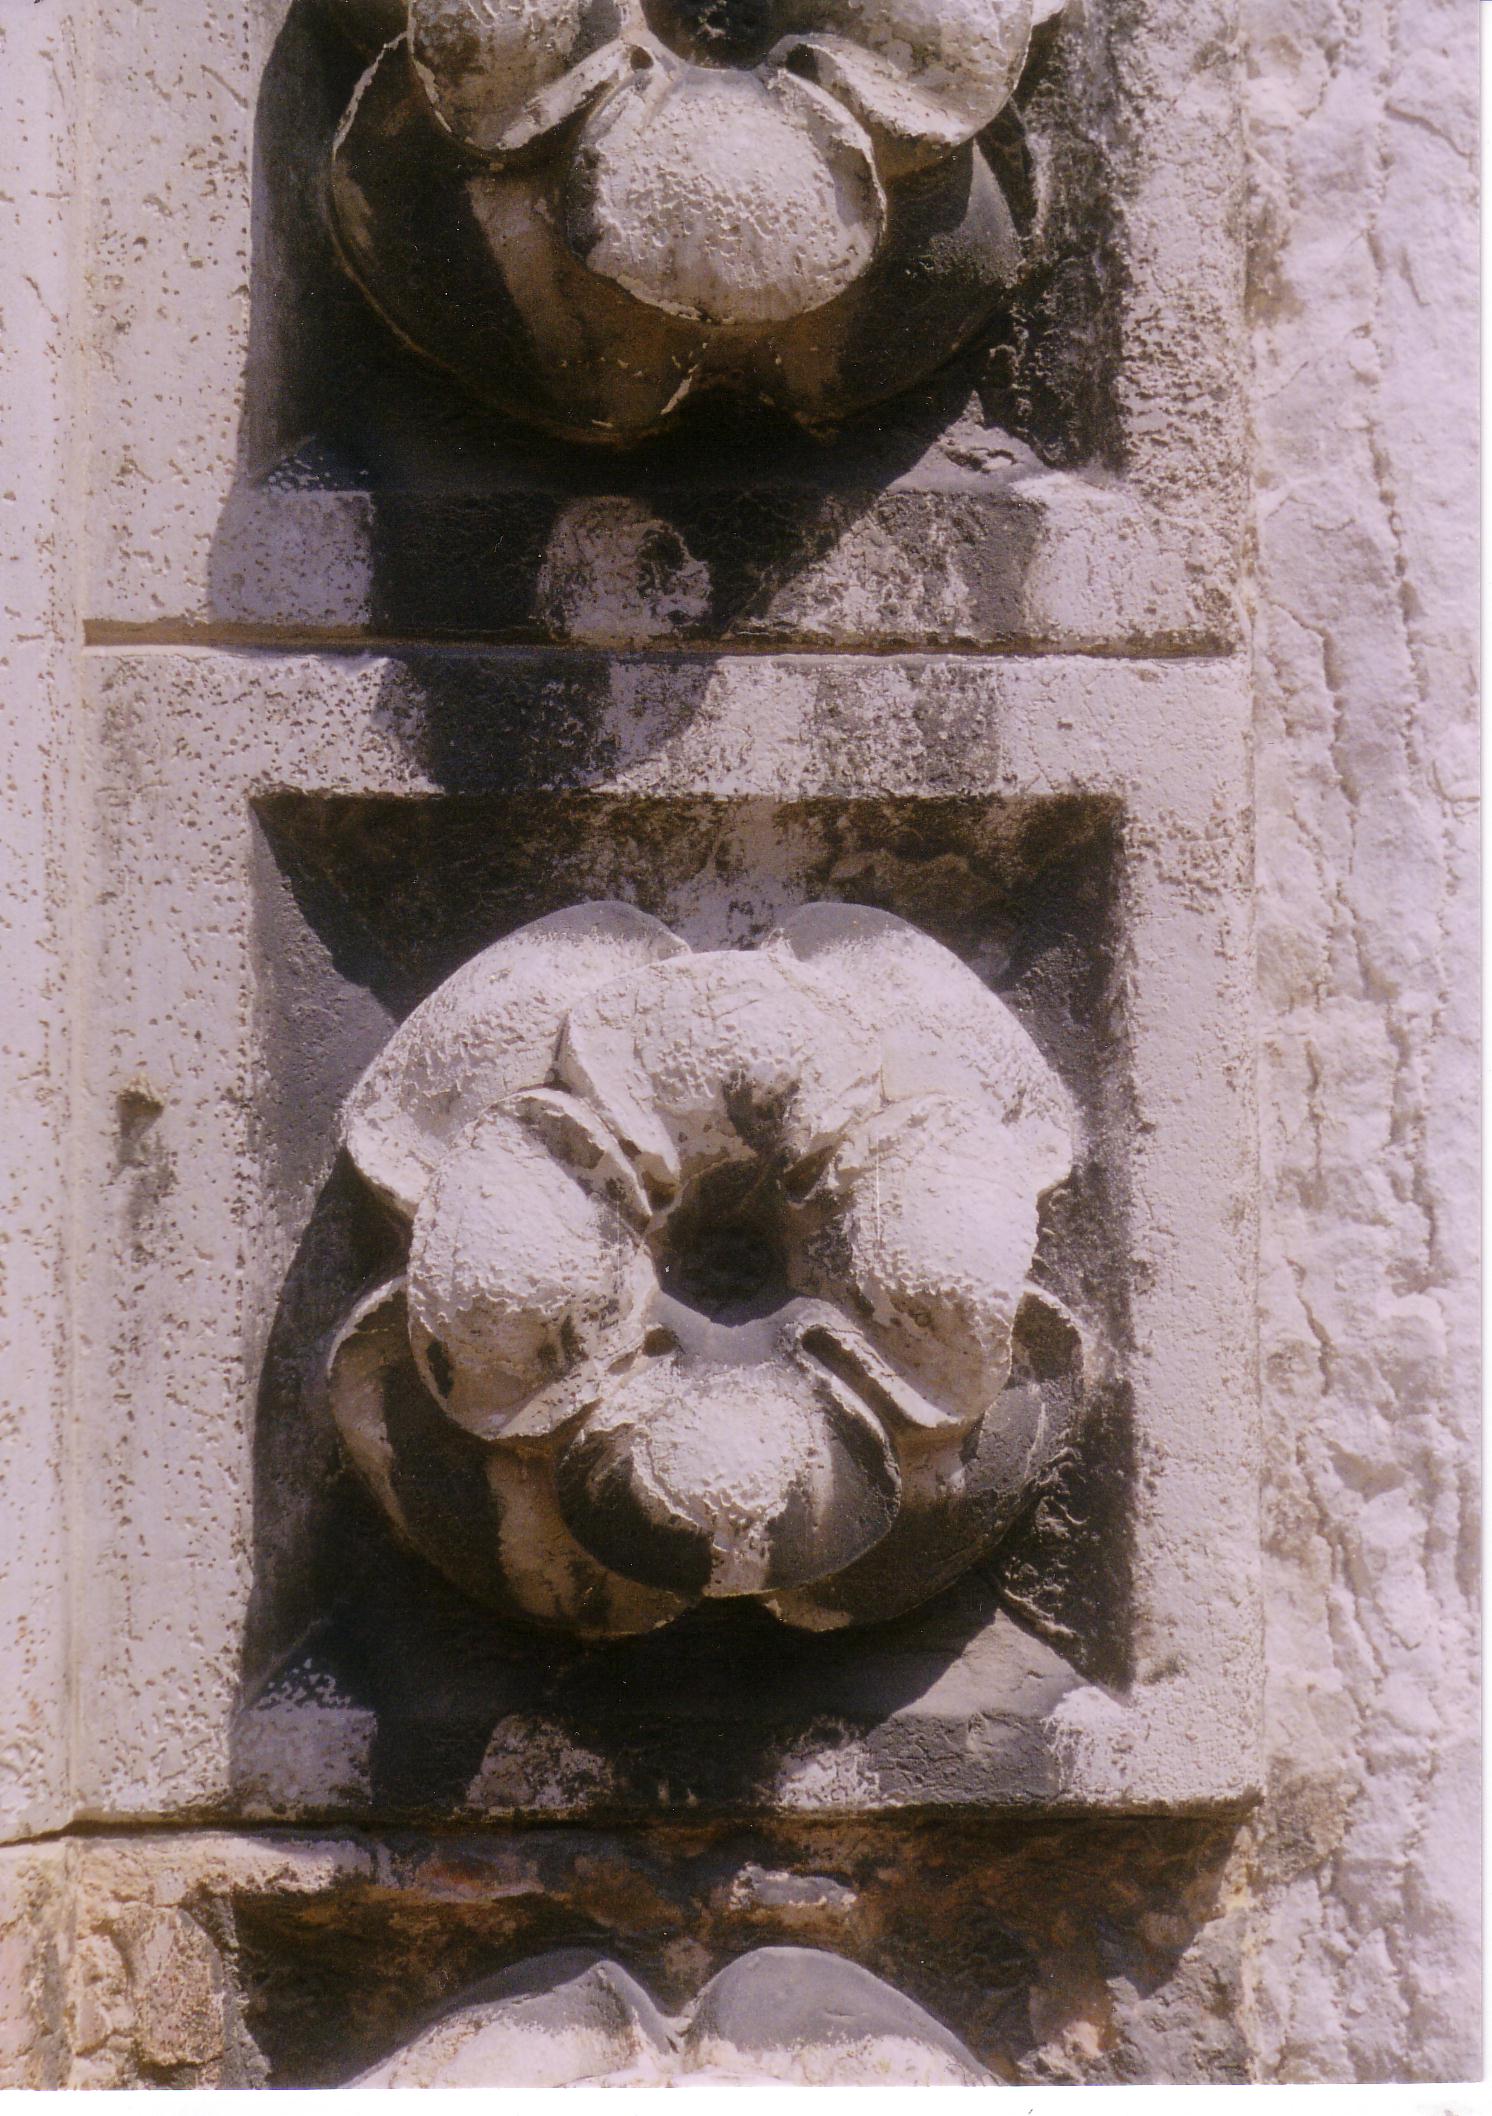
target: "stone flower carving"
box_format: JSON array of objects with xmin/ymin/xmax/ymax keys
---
[
  {"xmin": 327, "ymin": 0, "xmax": 1063, "ymax": 441},
  {"xmin": 321, "ymin": 901, "xmax": 1083, "ymax": 1639},
  {"xmin": 352, "ymin": 1945, "xmax": 990, "ymax": 2085}
]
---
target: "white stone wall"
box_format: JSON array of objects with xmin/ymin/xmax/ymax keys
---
[
  {"xmin": 0, "ymin": 0, "xmax": 1478, "ymax": 2083},
  {"xmin": 0, "ymin": 0, "xmax": 83, "ymax": 1842},
  {"xmin": 1245, "ymin": 0, "xmax": 1479, "ymax": 2079}
]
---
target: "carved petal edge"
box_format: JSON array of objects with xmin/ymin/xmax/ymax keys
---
[
  {"xmin": 340, "ymin": 901, "xmax": 687, "ymax": 1220},
  {"xmin": 768, "ymin": 900, "xmax": 1077, "ymax": 1192},
  {"xmin": 351, "ymin": 1946, "xmax": 990, "ymax": 2086},
  {"xmin": 319, "ymin": 1278, "xmax": 689, "ymax": 1637}
]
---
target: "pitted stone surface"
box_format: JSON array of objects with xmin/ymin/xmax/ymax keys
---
[
  {"xmin": 3, "ymin": 1823, "xmax": 1254, "ymax": 2086},
  {"xmin": 356, "ymin": 1950, "xmax": 675, "ymax": 2087},
  {"xmin": 565, "ymin": 66, "xmax": 886, "ymax": 327},
  {"xmin": 342, "ymin": 901, "xmax": 685, "ymax": 1218},
  {"xmin": 0, "ymin": 0, "xmax": 1478, "ymax": 2091},
  {"xmin": 54, "ymin": 647, "xmax": 1257, "ymax": 1824},
  {"xmin": 1244, "ymin": 0, "xmax": 1478, "ymax": 2079}
]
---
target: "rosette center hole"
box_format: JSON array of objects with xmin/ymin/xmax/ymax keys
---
[
  {"xmin": 655, "ymin": 1159, "xmax": 795, "ymax": 1324},
  {"xmin": 640, "ymin": 0, "xmax": 781, "ymax": 67}
]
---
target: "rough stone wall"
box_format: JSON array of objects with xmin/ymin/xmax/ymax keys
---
[
  {"xmin": 0, "ymin": 0, "xmax": 81, "ymax": 1844},
  {"xmin": 1245, "ymin": 0, "xmax": 1479, "ymax": 2079},
  {"xmin": 0, "ymin": 0, "xmax": 1479, "ymax": 2088}
]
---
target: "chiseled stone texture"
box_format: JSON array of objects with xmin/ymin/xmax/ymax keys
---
[
  {"xmin": 324, "ymin": 902, "xmax": 1080, "ymax": 1636},
  {"xmin": 351, "ymin": 1945, "xmax": 991, "ymax": 2085},
  {"xmin": 0, "ymin": 0, "xmax": 1476, "ymax": 2092},
  {"xmin": 1245, "ymin": 0, "xmax": 1479, "ymax": 2080},
  {"xmin": 326, "ymin": 0, "xmax": 1049, "ymax": 440},
  {"xmin": 0, "ymin": 1843, "xmax": 73, "ymax": 2088},
  {"xmin": 0, "ymin": 0, "xmax": 82, "ymax": 1841},
  {"xmin": 66, "ymin": 648, "xmax": 1257, "ymax": 1825}
]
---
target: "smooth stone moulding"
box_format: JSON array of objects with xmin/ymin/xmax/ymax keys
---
[
  {"xmin": 325, "ymin": 0, "xmax": 1062, "ymax": 441},
  {"xmin": 351, "ymin": 1946, "xmax": 991, "ymax": 2085},
  {"xmin": 320, "ymin": 900, "xmax": 1088, "ymax": 1640}
]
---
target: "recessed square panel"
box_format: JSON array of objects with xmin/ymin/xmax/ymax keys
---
[
  {"xmin": 75, "ymin": 649, "xmax": 1258, "ymax": 1823},
  {"xmin": 239, "ymin": 789, "xmax": 1130, "ymax": 1818}
]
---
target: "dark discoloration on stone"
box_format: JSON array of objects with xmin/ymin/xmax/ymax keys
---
[
  {"xmin": 555, "ymin": 1422, "xmax": 718, "ymax": 1596},
  {"xmin": 326, "ymin": 17, "xmax": 1024, "ymax": 441},
  {"xmin": 220, "ymin": 1813, "xmax": 1250, "ymax": 2085},
  {"xmin": 203, "ymin": 1, "xmax": 1231, "ymax": 658},
  {"xmin": 354, "ymin": 1947, "xmax": 676, "ymax": 2084},
  {"xmin": 653, "ymin": 1156, "xmax": 794, "ymax": 1321}
]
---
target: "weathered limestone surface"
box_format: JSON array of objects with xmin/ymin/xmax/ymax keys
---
[
  {"xmin": 66, "ymin": 649, "xmax": 1258, "ymax": 1828},
  {"xmin": 82, "ymin": 0, "xmax": 1246, "ymax": 651},
  {"xmin": 326, "ymin": 902, "xmax": 1080, "ymax": 1634},
  {"xmin": 0, "ymin": 0, "xmax": 82, "ymax": 1843},
  {"xmin": 1244, "ymin": 0, "xmax": 1479, "ymax": 2079},
  {"xmin": 350, "ymin": 1944, "xmax": 993, "ymax": 2085},
  {"xmin": 0, "ymin": 0, "xmax": 1477, "ymax": 2091},
  {"xmin": 325, "ymin": 0, "xmax": 1050, "ymax": 439}
]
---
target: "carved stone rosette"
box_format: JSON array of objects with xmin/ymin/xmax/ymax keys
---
[
  {"xmin": 325, "ymin": 0, "xmax": 1061, "ymax": 440},
  {"xmin": 320, "ymin": 900, "xmax": 1084, "ymax": 1639}
]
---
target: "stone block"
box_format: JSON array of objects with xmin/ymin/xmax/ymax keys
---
[
  {"xmin": 85, "ymin": 0, "xmax": 1245, "ymax": 651},
  {"xmin": 0, "ymin": 1822, "xmax": 1252, "ymax": 2085},
  {"xmin": 71, "ymin": 646, "xmax": 1257, "ymax": 1824}
]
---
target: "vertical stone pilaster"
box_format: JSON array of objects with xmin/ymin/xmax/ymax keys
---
[{"xmin": 0, "ymin": 0, "xmax": 85, "ymax": 1845}]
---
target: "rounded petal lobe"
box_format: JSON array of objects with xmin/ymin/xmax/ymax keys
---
[
  {"xmin": 557, "ymin": 949, "xmax": 880, "ymax": 1194},
  {"xmin": 355, "ymin": 1951, "xmax": 674, "ymax": 2086},
  {"xmin": 770, "ymin": 901, "xmax": 1075, "ymax": 1192},
  {"xmin": 320, "ymin": 1279, "xmax": 682, "ymax": 1636},
  {"xmin": 411, "ymin": 0, "xmax": 648, "ymax": 157},
  {"xmin": 803, "ymin": 1092, "xmax": 1048, "ymax": 1412},
  {"xmin": 683, "ymin": 1947, "xmax": 990, "ymax": 2085},
  {"xmin": 771, "ymin": 0, "xmax": 1039, "ymax": 167},
  {"xmin": 565, "ymin": 66, "xmax": 884, "ymax": 324},
  {"xmin": 554, "ymin": 1347, "xmax": 899, "ymax": 1595},
  {"xmin": 342, "ymin": 901, "xmax": 686, "ymax": 1219},
  {"xmin": 407, "ymin": 1104, "xmax": 648, "ymax": 1434}
]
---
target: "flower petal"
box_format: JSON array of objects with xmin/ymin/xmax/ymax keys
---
[
  {"xmin": 683, "ymin": 1948, "xmax": 990, "ymax": 2085},
  {"xmin": 565, "ymin": 65, "xmax": 884, "ymax": 324},
  {"xmin": 410, "ymin": 0, "xmax": 649, "ymax": 157},
  {"xmin": 769, "ymin": 902, "xmax": 1074, "ymax": 1194},
  {"xmin": 789, "ymin": 1308, "xmax": 966, "ymax": 1436},
  {"xmin": 557, "ymin": 950, "xmax": 880, "ymax": 1196},
  {"xmin": 342, "ymin": 902, "xmax": 687, "ymax": 1220},
  {"xmin": 407, "ymin": 1101, "xmax": 651, "ymax": 1435},
  {"xmin": 355, "ymin": 1951, "xmax": 674, "ymax": 2086},
  {"xmin": 320, "ymin": 1278, "xmax": 683, "ymax": 1635},
  {"xmin": 766, "ymin": 1287, "xmax": 1086, "ymax": 1630},
  {"xmin": 554, "ymin": 1344, "xmax": 899, "ymax": 1595},
  {"xmin": 770, "ymin": 0, "xmax": 1041, "ymax": 169},
  {"xmin": 800, "ymin": 1091, "xmax": 1048, "ymax": 1412},
  {"xmin": 319, "ymin": 1276, "xmax": 421, "ymax": 1540}
]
